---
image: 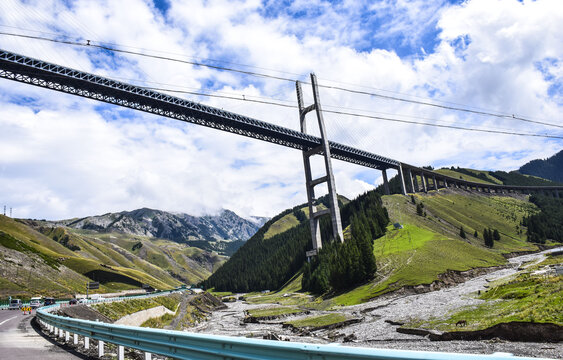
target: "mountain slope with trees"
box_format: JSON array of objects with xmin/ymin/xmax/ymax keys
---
[
  {"xmin": 202, "ymin": 192, "xmax": 389, "ymax": 293},
  {"xmin": 205, "ymin": 185, "xmax": 560, "ymax": 306},
  {"xmin": 519, "ymin": 150, "xmax": 563, "ymax": 183}
]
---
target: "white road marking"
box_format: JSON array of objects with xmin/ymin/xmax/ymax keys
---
[{"xmin": 0, "ymin": 316, "xmax": 17, "ymax": 326}]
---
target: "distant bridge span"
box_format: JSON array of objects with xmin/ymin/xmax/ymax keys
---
[{"xmin": 0, "ymin": 49, "xmax": 561, "ymax": 200}]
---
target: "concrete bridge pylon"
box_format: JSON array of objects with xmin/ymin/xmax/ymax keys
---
[{"xmin": 296, "ymin": 74, "xmax": 344, "ymax": 258}]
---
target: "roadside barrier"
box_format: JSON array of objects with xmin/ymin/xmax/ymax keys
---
[{"xmin": 36, "ymin": 305, "xmax": 555, "ymax": 360}]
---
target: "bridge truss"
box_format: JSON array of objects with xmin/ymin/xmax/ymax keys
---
[{"xmin": 1, "ymin": 48, "xmax": 561, "ymax": 252}]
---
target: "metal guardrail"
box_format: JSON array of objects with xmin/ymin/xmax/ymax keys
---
[
  {"xmin": 36, "ymin": 306, "xmax": 554, "ymax": 360},
  {"xmin": 0, "ymin": 289, "xmax": 178, "ymax": 310}
]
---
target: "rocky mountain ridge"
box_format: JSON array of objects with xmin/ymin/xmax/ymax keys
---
[{"xmin": 50, "ymin": 208, "xmax": 268, "ymax": 244}]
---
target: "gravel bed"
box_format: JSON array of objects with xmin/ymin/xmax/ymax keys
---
[{"xmin": 192, "ymin": 248, "xmax": 562, "ymax": 359}]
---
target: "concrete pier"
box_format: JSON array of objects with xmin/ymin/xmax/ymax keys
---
[{"xmin": 382, "ymin": 169, "xmax": 390, "ymax": 195}]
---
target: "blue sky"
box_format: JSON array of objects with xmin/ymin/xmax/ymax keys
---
[{"xmin": 0, "ymin": 0, "xmax": 561, "ymax": 220}]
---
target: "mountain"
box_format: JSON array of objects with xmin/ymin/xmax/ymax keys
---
[
  {"xmin": 0, "ymin": 214, "xmax": 226, "ymax": 298},
  {"xmin": 519, "ymin": 150, "xmax": 563, "ymax": 183},
  {"xmin": 48, "ymin": 208, "xmax": 267, "ymax": 255},
  {"xmin": 204, "ymin": 181, "xmax": 562, "ymax": 304}
]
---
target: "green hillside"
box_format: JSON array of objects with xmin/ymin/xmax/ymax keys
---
[
  {"xmin": 435, "ymin": 167, "xmax": 560, "ymax": 187},
  {"xmin": 519, "ymin": 149, "xmax": 563, "ymax": 183},
  {"xmin": 204, "ymin": 187, "xmax": 561, "ymax": 307},
  {"xmin": 333, "ymin": 191, "xmax": 541, "ymax": 305},
  {"xmin": 0, "ymin": 215, "xmax": 221, "ymax": 298}
]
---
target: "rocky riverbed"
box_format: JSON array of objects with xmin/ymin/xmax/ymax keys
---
[{"xmin": 192, "ymin": 248, "xmax": 562, "ymax": 359}]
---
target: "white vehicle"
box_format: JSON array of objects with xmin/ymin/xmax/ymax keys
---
[
  {"xmin": 8, "ymin": 299, "xmax": 22, "ymax": 310},
  {"xmin": 30, "ymin": 297, "xmax": 42, "ymax": 309},
  {"xmin": 78, "ymin": 298, "xmax": 88, "ymax": 304}
]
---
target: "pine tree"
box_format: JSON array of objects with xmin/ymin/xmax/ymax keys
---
[
  {"xmin": 474, "ymin": 230, "xmax": 478, "ymax": 238},
  {"xmin": 460, "ymin": 226, "xmax": 466, "ymax": 239},
  {"xmin": 493, "ymin": 229, "xmax": 500, "ymax": 241},
  {"xmin": 411, "ymin": 195, "xmax": 416, "ymax": 204},
  {"xmin": 416, "ymin": 203, "xmax": 423, "ymax": 216},
  {"xmin": 484, "ymin": 228, "xmax": 494, "ymax": 248}
]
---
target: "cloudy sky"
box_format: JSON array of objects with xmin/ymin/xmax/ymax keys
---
[{"xmin": 0, "ymin": 0, "xmax": 561, "ymax": 220}]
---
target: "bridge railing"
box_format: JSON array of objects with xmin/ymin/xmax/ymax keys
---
[{"xmin": 36, "ymin": 306, "xmax": 551, "ymax": 360}]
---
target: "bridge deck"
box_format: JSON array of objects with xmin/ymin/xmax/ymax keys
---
[{"xmin": 0, "ymin": 49, "xmax": 399, "ymax": 171}]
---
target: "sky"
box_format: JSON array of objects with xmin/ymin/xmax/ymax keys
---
[{"xmin": 0, "ymin": 0, "xmax": 561, "ymax": 220}]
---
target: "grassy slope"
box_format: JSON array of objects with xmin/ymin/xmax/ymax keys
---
[
  {"xmin": 434, "ymin": 169, "xmax": 496, "ymax": 184},
  {"xmin": 231, "ymin": 190, "xmax": 542, "ymax": 308},
  {"xmin": 0, "ymin": 215, "xmax": 222, "ymax": 297},
  {"xmin": 416, "ymin": 254, "xmax": 563, "ymax": 331},
  {"xmin": 331, "ymin": 190, "xmax": 540, "ymax": 305},
  {"xmin": 264, "ymin": 213, "xmax": 300, "ymax": 239}
]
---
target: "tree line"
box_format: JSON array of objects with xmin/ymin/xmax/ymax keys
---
[
  {"xmin": 523, "ymin": 195, "xmax": 563, "ymax": 244},
  {"xmin": 302, "ymin": 192, "xmax": 387, "ymax": 294},
  {"xmin": 202, "ymin": 191, "xmax": 389, "ymax": 293}
]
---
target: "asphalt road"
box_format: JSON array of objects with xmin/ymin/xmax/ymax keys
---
[{"xmin": 0, "ymin": 309, "xmax": 85, "ymax": 359}]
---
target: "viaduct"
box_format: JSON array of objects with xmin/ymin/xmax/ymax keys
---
[{"xmin": 0, "ymin": 49, "xmax": 561, "ymax": 256}]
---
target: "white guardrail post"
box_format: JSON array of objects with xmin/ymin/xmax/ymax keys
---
[{"xmin": 35, "ymin": 304, "xmax": 556, "ymax": 360}]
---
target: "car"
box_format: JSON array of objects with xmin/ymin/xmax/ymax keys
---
[
  {"xmin": 44, "ymin": 297, "xmax": 56, "ymax": 306},
  {"xmin": 78, "ymin": 298, "xmax": 88, "ymax": 304},
  {"xmin": 30, "ymin": 297, "xmax": 42, "ymax": 309},
  {"xmin": 69, "ymin": 298, "xmax": 77, "ymax": 305},
  {"xmin": 8, "ymin": 299, "xmax": 22, "ymax": 310}
]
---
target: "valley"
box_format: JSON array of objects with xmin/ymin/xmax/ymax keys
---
[
  {"xmin": 1, "ymin": 165, "xmax": 561, "ymax": 358},
  {"xmin": 191, "ymin": 249, "xmax": 562, "ymax": 358}
]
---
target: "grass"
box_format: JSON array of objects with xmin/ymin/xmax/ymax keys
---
[
  {"xmin": 284, "ymin": 313, "xmax": 348, "ymax": 328},
  {"xmin": 327, "ymin": 191, "xmax": 541, "ymax": 306},
  {"xmin": 434, "ymin": 169, "xmax": 497, "ymax": 184},
  {"xmin": 245, "ymin": 291, "xmax": 317, "ymax": 306},
  {"xmin": 93, "ymin": 293, "xmax": 181, "ymax": 321},
  {"xmin": 141, "ymin": 313, "xmax": 175, "ymax": 328},
  {"xmin": 247, "ymin": 306, "xmax": 303, "ymax": 318},
  {"xmin": 264, "ymin": 213, "xmax": 300, "ymax": 239},
  {"xmin": 420, "ymin": 274, "xmax": 562, "ymax": 332},
  {"xmin": 277, "ymin": 272, "xmax": 303, "ymax": 294}
]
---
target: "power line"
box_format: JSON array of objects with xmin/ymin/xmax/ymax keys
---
[
  {"xmin": 318, "ymin": 84, "xmax": 563, "ymax": 129},
  {"xmin": 1, "ymin": 31, "xmax": 562, "ymax": 139},
  {"xmin": 1, "ymin": 30, "xmax": 561, "ymax": 130},
  {"xmin": 321, "ymin": 108, "xmax": 563, "ymax": 139},
  {"xmin": 146, "ymin": 86, "xmax": 562, "ymax": 139},
  {"xmin": 144, "ymin": 87, "xmax": 297, "ymax": 108},
  {"xmin": 0, "ymin": 31, "xmax": 300, "ymax": 82}
]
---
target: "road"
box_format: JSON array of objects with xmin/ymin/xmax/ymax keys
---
[{"xmin": 0, "ymin": 308, "xmax": 84, "ymax": 359}]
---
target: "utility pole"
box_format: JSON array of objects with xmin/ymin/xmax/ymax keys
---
[{"xmin": 296, "ymin": 73, "xmax": 344, "ymax": 259}]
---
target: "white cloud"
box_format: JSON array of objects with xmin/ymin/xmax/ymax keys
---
[{"xmin": 0, "ymin": 0, "xmax": 561, "ymax": 221}]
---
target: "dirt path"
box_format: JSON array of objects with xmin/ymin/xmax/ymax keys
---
[
  {"xmin": 165, "ymin": 294, "xmax": 193, "ymax": 330},
  {"xmin": 193, "ymin": 248, "xmax": 562, "ymax": 358}
]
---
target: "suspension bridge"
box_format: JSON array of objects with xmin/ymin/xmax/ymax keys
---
[{"xmin": 0, "ymin": 48, "xmax": 561, "ymax": 254}]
